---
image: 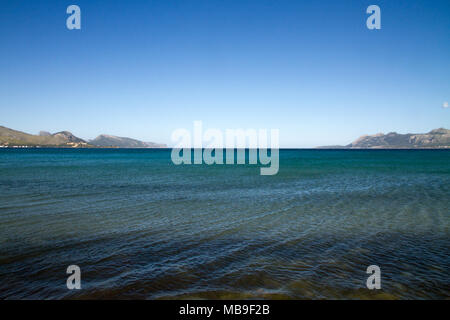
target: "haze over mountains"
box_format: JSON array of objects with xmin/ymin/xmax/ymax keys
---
[{"xmin": 0, "ymin": 126, "xmax": 166, "ymax": 148}]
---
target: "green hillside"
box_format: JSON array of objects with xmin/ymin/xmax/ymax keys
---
[{"xmin": 0, "ymin": 126, "xmax": 89, "ymax": 147}]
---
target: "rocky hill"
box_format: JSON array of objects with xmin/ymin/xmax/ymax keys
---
[
  {"xmin": 346, "ymin": 128, "xmax": 450, "ymax": 149},
  {"xmin": 90, "ymin": 134, "xmax": 167, "ymax": 148},
  {"xmin": 0, "ymin": 126, "xmax": 89, "ymax": 147}
]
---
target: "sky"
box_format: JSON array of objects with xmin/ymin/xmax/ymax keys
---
[{"xmin": 0, "ymin": 0, "xmax": 449, "ymax": 147}]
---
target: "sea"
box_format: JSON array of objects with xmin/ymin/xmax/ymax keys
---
[{"xmin": 0, "ymin": 148, "xmax": 449, "ymax": 299}]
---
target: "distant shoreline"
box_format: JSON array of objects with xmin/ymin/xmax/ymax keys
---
[
  {"xmin": 0, "ymin": 145, "xmax": 170, "ymax": 149},
  {"xmin": 1, "ymin": 146, "xmax": 450, "ymax": 150}
]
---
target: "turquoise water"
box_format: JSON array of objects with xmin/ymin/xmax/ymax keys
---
[{"xmin": 0, "ymin": 149, "xmax": 449, "ymax": 299}]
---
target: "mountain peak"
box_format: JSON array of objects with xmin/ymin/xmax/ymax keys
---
[
  {"xmin": 52, "ymin": 131, "xmax": 85, "ymax": 143},
  {"xmin": 429, "ymin": 128, "xmax": 449, "ymax": 135}
]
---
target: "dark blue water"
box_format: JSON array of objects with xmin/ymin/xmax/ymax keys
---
[{"xmin": 0, "ymin": 149, "xmax": 449, "ymax": 299}]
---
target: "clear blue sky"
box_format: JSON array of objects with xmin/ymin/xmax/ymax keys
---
[{"xmin": 0, "ymin": 0, "xmax": 449, "ymax": 147}]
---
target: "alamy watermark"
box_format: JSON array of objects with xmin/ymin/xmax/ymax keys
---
[
  {"xmin": 66, "ymin": 5, "xmax": 380, "ymax": 31},
  {"xmin": 366, "ymin": 5, "xmax": 381, "ymax": 30},
  {"xmin": 366, "ymin": 265, "xmax": 381, "ymax": 289},
  {"xmin": 171, "ymin": 121, "xmax": 279, "ymax": 175},
  {"xmin": 66, "ymin": 5, "xmax": 81, "ymax": 30},
  {"xmin": 66, "ymin": 265, "xmax": 81, "ymax": 290}
]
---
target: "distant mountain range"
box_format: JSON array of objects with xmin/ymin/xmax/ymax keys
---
[
  {"xmin": 2, "ymin": 125, "xmax": 449, "ymax": 149},
  {"xmin": 320, "ymin": 128, "xmax": 450, "ymax": 149},
  {"xmin": 89, "ymin": 134, "xmax": 166, "ymax": 148},
  {"xmin": 0, "ymin": 126, "xmax": 89, "ymax": 147},
  {"xmin": 0, "ymin": 126, "xmax": 166, "ymax": 148}
]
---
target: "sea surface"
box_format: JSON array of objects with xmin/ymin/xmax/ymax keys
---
[{"xmin": 0, "ymin": 149, "xmax": 449, "ymax": 299}]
